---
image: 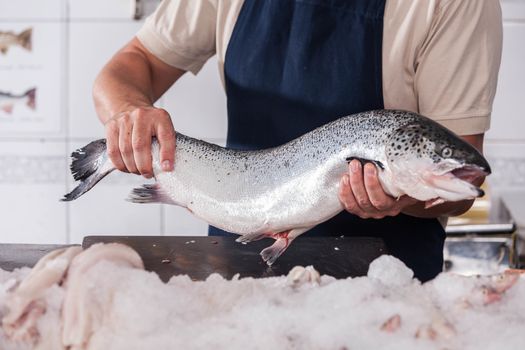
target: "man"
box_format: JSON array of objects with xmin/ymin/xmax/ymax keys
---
[{"xmin": 93, "ymin": 0, "xmax": 502, "ymax": 281}]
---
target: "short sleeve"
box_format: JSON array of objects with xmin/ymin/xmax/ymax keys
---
[
  {"xmin": 414, "ymin": 0, "xmax": 502, "ymax": 135},
  {"xmin": 136, "ymin": 0, "xmax": 217, "ymax": 75}
]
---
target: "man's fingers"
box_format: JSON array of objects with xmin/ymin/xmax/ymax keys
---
[
  {"xmin": 342, "ymin": 161, "xmax": 421, "ymax": 219},
  {"xmin": 105, "ymin": 119, "xmax": 126, "ymax": 172},
  {"xmin": 340, "ymin": 176, "xmax": 369, "ymax": 217},
  {"xmin": 348, "ymin": 160, "xmax": 374, "ymax": 212},
  {"xmin": 339, "ymin": 175, "xmax": 360, "ymax": 213},
  {"xmin": 132, "ymin": 114, "xmax": 153, "ymax": 178},
  {"xmin": 118, "ymin": 115, "xmax": 138, "ymax": 174},
  {"xmin": 339, "ymin": 174, "xmax": 377, "ymax": 219},
  {"xmin": 156, "ymin": 111, "xmax": 176, "ymax": 172},
  {"xmin": 363, "ymin": 163, "xmax": 394, "ymax": 211}
]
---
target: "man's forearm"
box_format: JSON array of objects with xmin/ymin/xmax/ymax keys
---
[
  {"xmin": 93, "ymin": 37, "xmax": 185, "ymax": 124},
  {"xmin": 93, "ymin": 51, "xmax": 155, "ymax": 124}
]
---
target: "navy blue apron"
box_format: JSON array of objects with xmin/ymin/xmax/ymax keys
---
[{"xmin": 210, "ymin": 0, "xmax": 445, "ymax": 282}]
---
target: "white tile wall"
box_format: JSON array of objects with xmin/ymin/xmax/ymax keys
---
[
  {"xmin": 163, "ymin": 205, "xmax": 208, "ymax": 236},
  {"xmin": 160, "ymin": 58, "xmax": 228, "ymax": 143},
  {"xmin": 68, "ymin": 21, "xmax": 143, "ymax": 139},
  {"xmin": 0, "ymin": 0, "xmax": 524, "ymax": 244},
  {"xmin": 487, "ymin": 22, "xmax": 525, "ymax": 141},
  {"xmin": 0, "ymin": 140, "xmax": 67, "ymax": 243},
  {"xmin": 69, "ymin": 0, "xmax": 137, "ymax": 20},
  {"xmin": 485, "ymin": 0, "xmax": 525, "ymax": 195},
  {"xmin": 501, "ymin": 0, "xmax": 525, "ymax": 21},
  {"xmin": 68, "ymin": 179, "xmax": 163, "ymax": 243},
  {"xmin": 0, "ymin": 0, "xmax": 64, "ymax": 20}
]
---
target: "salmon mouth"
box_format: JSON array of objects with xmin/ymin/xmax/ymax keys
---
[
  {"xmin": 451, "ymin": 164, "xmax": 489, "ymax": 182},
  {"xmin": 450, "ymin": 165, "xmax": 489, "ymax": 197}
]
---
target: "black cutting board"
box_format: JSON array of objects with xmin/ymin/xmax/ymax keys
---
[{"xmin": 83, "ymin": 236, "xmax": 387, "ymax": 282}]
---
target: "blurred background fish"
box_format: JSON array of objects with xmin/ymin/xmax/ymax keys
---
[
  {"xmin": 0, "ymin": 88, "xmax": 36, "ymax": 114},
  {"xmin": 0, "ymin": 27, "xmax": 32, "ymax": 54}
]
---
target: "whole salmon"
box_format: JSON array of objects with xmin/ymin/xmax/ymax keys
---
[{"xmin": 62, "ymin": 110, "xmax": 490, "ymax": 264}]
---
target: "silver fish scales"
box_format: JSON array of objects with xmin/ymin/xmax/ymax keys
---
[{"xmin": 63, "ymin": 110, "xmax": 490, "ymax": 264}]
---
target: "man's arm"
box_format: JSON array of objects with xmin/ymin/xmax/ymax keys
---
[
  {"xmin": 338, "ymin": 134, "xmax": 485, "ymax": 219},
  {"xmin": 93, "ymin": 37, "xmax": 185, "ymax": 178}
]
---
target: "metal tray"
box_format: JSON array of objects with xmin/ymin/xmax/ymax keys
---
[{"xmin": 83, "ymin": 236, "xmax": 387, "ymax": 282}]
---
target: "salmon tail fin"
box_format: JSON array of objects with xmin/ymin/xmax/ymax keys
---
[
  {"xmin": 61, "ymin": 139, "xmax": 114, "ymax": 201},
  {"xmin": 127, "ymin": 184, "xmax": 176, "ymax": 205},
  {"xmin": 24, "ymin": 87, "xmax": 36, "ymax": 110},
  {"xmin": 18, "ymin": 27, "xmax": 32, "ymax": 51}
]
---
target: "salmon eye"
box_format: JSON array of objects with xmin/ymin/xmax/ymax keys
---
[{"xmin": 441, "ymin": 147, "xmax": 453, "ymax": 158}]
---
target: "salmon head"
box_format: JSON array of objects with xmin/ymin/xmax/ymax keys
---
[{"xmin": 383, "ymin": 117, "xmax": 491, "ymax": 203}]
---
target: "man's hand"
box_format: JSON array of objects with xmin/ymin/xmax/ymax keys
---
[
  {"xmin": 104, "ymin": 106, "xmax": 176, "ymax": 178},
  {"xmin": 338, "ymin": 160, "xmax": 417, "ymax": 219},
  {"xmin": 93, "ymin": 37, "xmax": 185, "ymax": 179}
]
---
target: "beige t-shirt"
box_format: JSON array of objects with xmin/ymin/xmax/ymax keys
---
[{"xmin": 137, "ymin": 0, "xmax": 502, "ymax": 136}]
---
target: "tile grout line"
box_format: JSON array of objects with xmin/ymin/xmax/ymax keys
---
[
  {"xmin": 160, "ymin": 205, "xmax": 166, "ymax": 236},
  {"xmin": 159, "ymin": 95, "xmax": 166, "ymax": 237},
  {"xmin": 64, "ymin": 0, "xmax": 71, "ymax": 245}
]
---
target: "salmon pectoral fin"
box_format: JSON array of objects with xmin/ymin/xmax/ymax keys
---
[
  {"xmin": 346, "ymin": 156, "xmax": 384, "ymax": 170},
  {"xmin": 260, "ymin": 238, "xmax": 290, "ymax": 266},
  {"xmin": 259, "ymin": 227, "xmax": 312, "ymax": 266},
  {"xmin": 127, "ymin": 183, "xmax": 176, "ymax": 205}
]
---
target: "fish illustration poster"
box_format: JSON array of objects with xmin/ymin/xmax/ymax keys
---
[{"xmin": 0, "ymin": 22, "xmax": 62, "ymax": 135}]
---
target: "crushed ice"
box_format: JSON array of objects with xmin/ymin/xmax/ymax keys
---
[{"xmin": 1, "ymin": 253, "xmax": 524, "ymax": 350}]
